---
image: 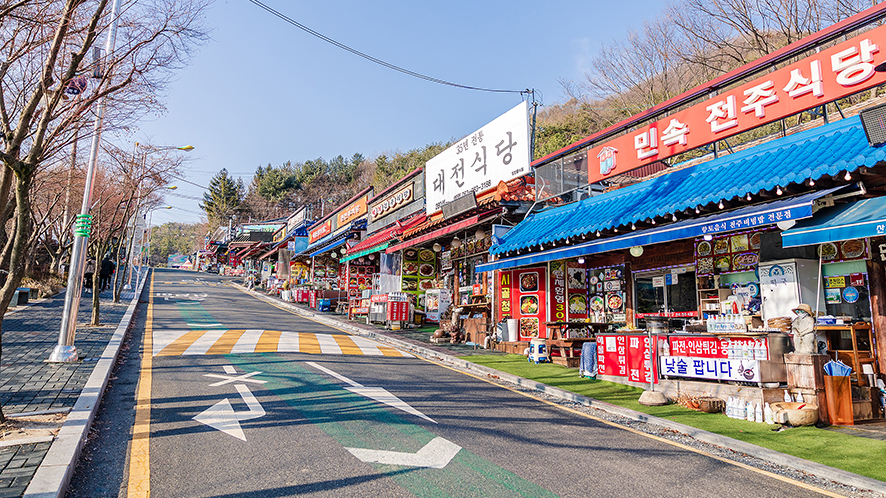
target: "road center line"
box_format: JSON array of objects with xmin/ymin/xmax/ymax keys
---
[{"xmin": 127, "ymin": 272, "xmax": 154, "ymax": 498}]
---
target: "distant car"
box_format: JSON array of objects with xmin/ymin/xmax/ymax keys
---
[{"xmin": 206, "ymin": 265, "xmax": 219, "ymax": 274}]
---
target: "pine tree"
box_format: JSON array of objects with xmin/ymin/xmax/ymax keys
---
[{"xmin": 200, "ymin": 169, "xmax": 243, "ymax": 228}]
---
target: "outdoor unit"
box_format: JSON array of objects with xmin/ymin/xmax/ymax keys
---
[{"xmin": 859, "ymin": 102, "xmax": 886, "ymax": 146}]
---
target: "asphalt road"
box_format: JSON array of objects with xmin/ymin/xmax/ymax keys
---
[{"xmin": 67, "ymin": 268, "xmax": 833, "ymax": 497}]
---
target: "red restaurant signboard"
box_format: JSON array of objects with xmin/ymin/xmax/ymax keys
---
[{"xmin": 587, "ymin": 24, "xmax": 886, "ymax": 183}]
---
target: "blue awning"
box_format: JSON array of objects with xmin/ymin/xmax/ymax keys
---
[
  {"xmin": 476, "ymin": 188, "xmax": 842, "ymax": 273},
  {"xmin": 781, "ymin": 196, "xmax": 886, "ymax": 248},
  {"xmin": 307, "ymin": 236, "xmax": 349, "ymax": 257},
  {"xmin": 492, "ymin": 116, "xmax": 885, "ymax": 256}
]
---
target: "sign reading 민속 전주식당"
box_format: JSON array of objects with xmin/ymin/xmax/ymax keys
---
[
  {"xmin": 425, "ymin": 101, "xmax": 531, "ymax": 214},
  {"xmin": 588, "ymin": 24, "xmax": 886, "ymax": 183}
]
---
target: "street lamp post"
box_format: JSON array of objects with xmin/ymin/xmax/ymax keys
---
[
  {"xmin": 49, "ymin": 0, "xmax": 124, "ymax": 363},
  {"xmin": 138, "ymin": 206, "xmax": 171, "ymax": 282}
]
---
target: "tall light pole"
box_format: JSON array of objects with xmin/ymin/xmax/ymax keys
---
[
  {"xmin": 138, "ymin": 205, "xmax": 172, "ymax": 282},
  {"xmin": 49, "ymin": 0, "xmax": 124, "ymax": 363}
]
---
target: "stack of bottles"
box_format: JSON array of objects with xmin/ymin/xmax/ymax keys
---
[
  {"xmin": 726, "ymin": 397, "xmax": 771, "ymax": 423},
  {"xmin": 706, "ymin": 314, "xmax": 748, "ymax": 333},
  {"xmin": 725, "ymin": 338, "xmax": 768, "ymax": 360},
  {"xmin": 726, "ymin": 390, "xmax": 804, "ymax": 424}
]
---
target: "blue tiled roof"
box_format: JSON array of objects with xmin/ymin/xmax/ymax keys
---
[{"xmin": 493, "ymin": 115, "xmax": 885, "ymax": 255}]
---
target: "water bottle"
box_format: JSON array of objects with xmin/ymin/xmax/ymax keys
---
[
  {"xmin": 737, "ymin": 399, "xmax": 746, "ymax": 419},
  {"xmin": 764, "ymin": 402, "xmax": 774, "ymax": 424},
  {"xmin": 783, "ymin": 390, "xmax": 791, "ymax": 403},
  {"xmin": 796, "ymin": 391, "xmax": 804, "ymax": 403},
  {"xmin": 727, "ymin": 397, "xmax": 735, "ymax": 418},
  {"xmin": 755, "ymin": 403, "xmax": 763, "ymax": 423},
  {"xmin": 746, "ymin": 401, "xmax": 754, "ymax": 422}
]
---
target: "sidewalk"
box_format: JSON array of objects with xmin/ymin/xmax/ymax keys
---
[
  {"xmin": 0, "ymin": 285, "xmax": 140, "ymax": 498},
  {"xmin": 241, "ymin": 285, "xmax": 886, "ymax": 496}
]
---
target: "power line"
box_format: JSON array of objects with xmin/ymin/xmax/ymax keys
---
[{"xmin": 247, "ymin": 0, "xmax": 530, "ymax": 95}]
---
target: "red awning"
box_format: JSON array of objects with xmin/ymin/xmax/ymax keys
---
[
  {"xmin": 386, "ymin": 215, "xmax": 479, "ymax": 254},
  {"xmin": 348, "ymin": 214, "xmax": 426, "ymax": 255},
  {"xmin": 235, "ymin": 242, "xmax": 260, "ymax": 258}
]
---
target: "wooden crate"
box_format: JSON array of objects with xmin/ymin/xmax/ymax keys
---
[{"xmin": 784, "ymin": 353, "xmax": 828, "ymax": 390}]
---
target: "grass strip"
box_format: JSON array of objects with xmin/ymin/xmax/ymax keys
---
[{"xmin": 463, "ymin": 354, "xmax": 886, "ymax": 482}]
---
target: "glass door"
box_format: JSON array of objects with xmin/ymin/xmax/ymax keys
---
[{"xmin": 633, "ymin": 266, "xmax": 698, "ymax": 328}]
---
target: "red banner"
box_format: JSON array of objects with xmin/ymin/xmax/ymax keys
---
[
  {"xmin": 387, "ymin": 301, "xmax": 409, "ymax": 322},
  {"xmin": 597, "ymin": 334, "xmax": 658, "ymax": 384}
]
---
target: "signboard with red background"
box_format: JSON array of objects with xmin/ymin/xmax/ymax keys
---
[
  {"xmin": 308, "ymin": 220, "xmax": 332, "ymax": 244},
  {"xmin": 597, "ymin": 334, "xmax": 658, "ymax": 384},
  {"xmin": 587, "ymin": 25, "xmax": 886, "ymax": 183},
  {"xmin": 498, "ymin": 267, "xmax": 548, "ymax": 339}
]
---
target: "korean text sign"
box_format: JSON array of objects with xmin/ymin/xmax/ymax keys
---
[
  {"xmin": 586, "ymin": 24, "xmax": 886, "ymax": 183},
  {"xmin": 597, "ymin": 334, "xmax": 658, "ymax": 384},
  {"xmin": 425, "ymin": 101, "xmax": 530, "ymax": 214}
]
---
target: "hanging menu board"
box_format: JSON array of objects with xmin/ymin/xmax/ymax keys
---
[
  {"xmin": 346, "ymin": 264, "xmax": 374, "ymax": 300},
  {"xmin": 499, "ymin": 267, "xmax": 548, "ymax": 339},
  {"xmin": 566, "ymin": 260, "xmax": 588, "ymax": 321},
  {"xmin": 312, "ymin": 258, "xmax": 340, "ymax": 289},
  {"xmin": 587, "ymin": 265, "xmax": 626, "ymax": 324},
  {"xmin": 695, "ymin": 229, "xmax": 765, "ymax": 275},
  {"xmin": 402, "ymin": 248, "xmax": 437, "ymax": 311}
]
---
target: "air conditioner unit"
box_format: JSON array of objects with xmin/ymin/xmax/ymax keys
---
[{"xmin": 859, "ymin": 103, "xmax": 886, "ymax": 146}]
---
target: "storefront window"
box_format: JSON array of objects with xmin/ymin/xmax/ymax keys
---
[{"xmin": 634, "ymin": 266, "xmax": 698, "ymax": 326}]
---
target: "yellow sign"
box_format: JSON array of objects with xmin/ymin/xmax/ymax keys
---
[{"xmin": 825, "ymin": 276, "xmax": 846, "ymax": 288}]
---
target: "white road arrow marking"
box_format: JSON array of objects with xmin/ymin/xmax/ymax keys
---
[
  {"xmin": 193, "ymin": 382, "xmax": 266, "ymax": 441},
  {"xmin": 345, "ymin": 437, "xmax": 461, "ymax": 468},
  {"xmin": 204, "ymin": 371, "xmax": 267, "ymax": 386},
  {"xmin": 306, "ymin": 361, "xmax": 436, "ymax": 423}
]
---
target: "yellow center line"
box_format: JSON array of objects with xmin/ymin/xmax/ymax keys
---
[{"xmin": 128, "ymin": 273, "xmax": 154, "ymax": 498}]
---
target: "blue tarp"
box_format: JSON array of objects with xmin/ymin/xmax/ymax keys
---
[
  {"xmin": 476, "ymin": 188, "xmax": 841, "ymax": 273},
  {"xmin": 781, "ymin": 196, "xmax": 886, "ymax": 248},
  {"xmin": 492, "ymin": 116, "xmax": 884, "ymax": 257}
]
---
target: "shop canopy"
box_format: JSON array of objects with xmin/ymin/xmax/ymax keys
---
[
  {"xmin": 343, "ymin": 214, "xmax": 426, "ymax": 263},
  {"xmin": 386, "ymin": 215, "xmax": 479, "ymax": 254},
  {"xmin": 306, "ymin": 234, "xmax": 351, "ymax": 258},
  {"xmin": 492, "ymin": 116, "xmax": 884, "ymax": 257},
  {"xmin": 476, "ymin": 188, "xmax": 842, "ymax": 273},
  {"xmin": 781, "ymin": 196, "xmax": 886, "ymax": 248}
]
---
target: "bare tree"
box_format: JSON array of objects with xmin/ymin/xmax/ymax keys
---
[{"xmin": 0, "ymin": 0, "xmax": 207, "ymax": 421}]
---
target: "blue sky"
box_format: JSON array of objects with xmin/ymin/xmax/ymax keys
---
[{"xmin": 136, "ymin": 0, "xmax": 667, "ymax": 225}]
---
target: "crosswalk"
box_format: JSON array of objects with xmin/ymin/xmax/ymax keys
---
[
  {"xmin": 153, "ymin": 329, "xmax": 413, "ymax": 358},
  {"xmin": 156, "ymin": 280, "xmax": 226, "ymax": 287}
]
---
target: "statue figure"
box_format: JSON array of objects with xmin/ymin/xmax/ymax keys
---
[{"xmin": 791, "ymin": 303, "xmax": 817, "ymax": 355}]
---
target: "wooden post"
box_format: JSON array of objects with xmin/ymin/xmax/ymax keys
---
[{"xmin": 865, "ymin": 255, "xmax": 886, "ymax": 374}]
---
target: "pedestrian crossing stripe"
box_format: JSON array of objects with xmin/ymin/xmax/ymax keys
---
[{"xmin": 152, "ymin": 329, "xmax": 413, "ymax": 358}]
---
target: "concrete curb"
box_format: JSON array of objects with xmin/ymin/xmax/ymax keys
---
[
  {"xmin": 23, "ymin": 273, "xmax": 149, "ymax": 498},
  {"xmin": 239, "ymin": 284, "xmax": 886, "ymax": 495}
]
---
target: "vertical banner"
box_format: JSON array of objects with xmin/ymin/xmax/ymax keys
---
[{"xmin": 549, "ymin": 261, "xmax": 567, "ymax": 322}]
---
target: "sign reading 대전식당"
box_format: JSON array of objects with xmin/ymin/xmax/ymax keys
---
[{"xmin": 425, "ymin": 101, "xmax": 530, "ymax": 214}]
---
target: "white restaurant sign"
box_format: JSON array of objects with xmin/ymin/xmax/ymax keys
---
[{"xmin": 425, "ymin": 101, "xmax": 530, "ymax": 214}]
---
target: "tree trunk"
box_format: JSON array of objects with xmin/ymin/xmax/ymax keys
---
[{"xmin": 0, "ymin": 174, "xmax": 37, "ymax": 423}]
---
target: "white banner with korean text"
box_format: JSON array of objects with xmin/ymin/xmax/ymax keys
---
[{"xmin": 425, "ymin": 101, "xmax": 530, "ymax": 214}]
